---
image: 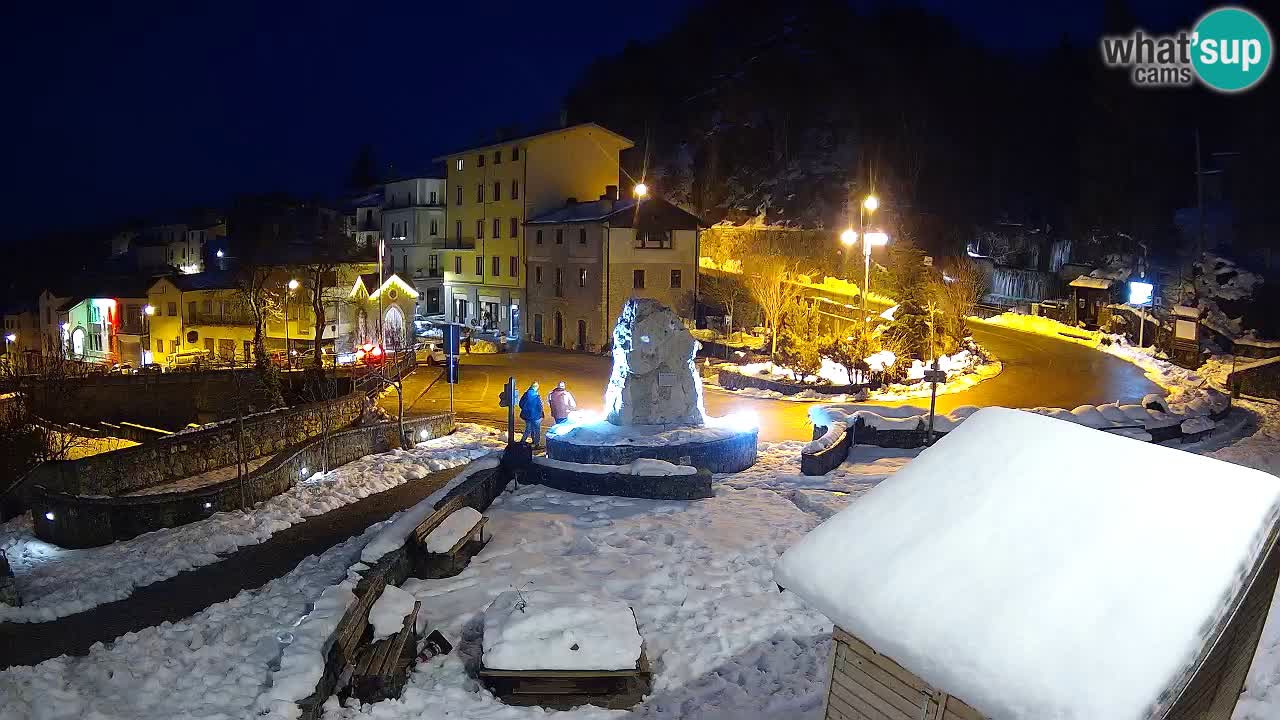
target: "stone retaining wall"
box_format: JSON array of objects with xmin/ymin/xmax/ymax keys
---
[
  {"xmin": 546, "ymin": 429, "xmax": 758, "ymax": 474},
  {"xmin": 1229, "ymin": 358, "xmax": 1280, "ymax": 400},
  {"xmin": 525, "ymin": 462, "xmax": 714, "ymax": 500},
  {"xmin": 16, "ymin": 394, "xmax": 368, "ymax": 505},
  {"xmin": 718, "ymin": 369, "xmax": 872, "ymax": 396},
  {"xmin": 30, "ymin": 413, "xmax": 454, "ymax": 549},
  {"xmin": 0, "ymin": 553, "xmax": 18, "ymax": 607},
  {"xmin": 800, "ymin": 425, "xmax": 853, "ymax": 476}
]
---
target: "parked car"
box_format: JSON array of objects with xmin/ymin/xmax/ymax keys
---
[
  {"xmin": 136, "ymin": 363, "xmax": 164, "ymax": 374},
  {"xmin": 353, "ymin": 342, "xmax": 385, "ymax": 366},
  {"xmin": 295, "ymin": 347, "xmax": 336, "ymax": 368},
  {"xmin": 168, "ymin": 350, "xmax": 210, "ymax": 372},
  {"xmin": 108, "ymin": 362, "xmax": 133, "ymax": 375},
  {"xmin": 419, "ymin": 341, "xmax": 446, "ymax": 365}
]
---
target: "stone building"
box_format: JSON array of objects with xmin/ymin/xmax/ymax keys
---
[
  {"xmin": 381, "ymin": 176, "xmax": 446, "ymax": 316},
  {"xmin": 525, "ymin": 191, "xmax": 701, "ymax": 352}
]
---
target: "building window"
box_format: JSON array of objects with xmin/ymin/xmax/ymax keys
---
[
  {"xmin": 167, "ymin": 302, "xmax": 177, "ymax": 316},
  {"xmin": 455, "ymin": 185, "xmax": 463, "ymax": 205},
  {"xmin": 493, "ymin": 182, "xmax": 501, "ymax": 201},
  {"xmin": 454, "ymin": 256, "xmax": 462, "ymax": 274},
  {"xmin": 430, "ymin": 219, "xmax": 438, "ymax": 235},
  {"xmin": 670, "ymin": 269, "xmax": 683, "ymax": 288},
  {"xmin": 555, "ymin": 229, "xmax": 563, "ymax": 245},
  {"xmin": 476, "ymin": 184, "xmax": 484, "ymax": 203},
  {"xmin": 536, "ymin": 229, "xmax": 543, "ymax": 245},
  {"xmin": 578, "ymin": 228, "xmax": 587, "ymax": 244},
  {"xmin": 492, "ymin": 218, "xmax": 501, "ymax": 239},
  {"xmin": 477, "ymin": 153, "xmax": 485, "ymax": 168},
  {"xmin": 455, "ymin": 220, "xmax": 462, "ymax": 242},
  {"xmin": 494, "ymin": 150, "xmax": 502, "ymax": 164},
  {"xmin": 476, "ymin": 219, "xmax": 484, "ymax": 239},
  {"xmin": 509, "ymin": 217, "xmax": 518, "ymax": 238},
  {"xmin": 429, "ymin": 190, "xmax": 437, "ymax": 204},
  {"xmin": 456, "ymin": 158, "xmax": 464, "ymax": 171},
  {"xmin": 510, "ymin": 256, "xmax": 518, "ymax": 277},
  {"xmin": 511, "ymin": 147, "xmax": 520, "ymax": 161},
  {"xmin": 555, "ymin": 267, "xmax": 563, "ymax": 289},
  {"xmin": 579, "ymin": 268, "xmax": 587, "ymax": 288},
  {"xmin": 471, "ymin": 256, "xmax": 483, "ymax": 277},
  {"xmin": 633, "ymin": 270, "xmax": 646, "ymax": 289},
  {"xmin": 492, "ymin": 256, "xmax": 500, "ymax": 277},
  {"xmin": 634, "ymin": 230, "xmax": 673, "ymax": 249},
  {"xmin": 155, "ymin": 338, "xmax": 163, "ymax": 353},
  {"xmin": 535, "ymin": 266, "xmax": 543, "ymax": 284},
  {"xmin": 511, "ymin": 180, "xmax": 519, "ymax": 199}
]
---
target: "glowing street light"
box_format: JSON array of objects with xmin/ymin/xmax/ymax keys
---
[
  {"xmin": 863, "ymin": 194, "xmax": 880, "ymax": 212},
  {"xmin": 4, "ymin": 333, "xmax": 15, "ymax": 343},
  {"xmin": 216, "ymin": 249, "xmax": 224, "ymax": 258},
  {"xmin": 633, "ymin": 182, "xmax": 648, "ymax": 199},
  {"xmin": 143, "ymin": 304, "xmax": 155, "ymax": 316},
  {"xmin": 285, "ymin": 279, "xmax": 300, "ymax": 368},
  {"xmin": 287, "ymin": 278, "xmax": 300, "ymax": 291},
  {"xmin": 840, "ymin": 228, "xmax": 857, "ymax": 247}
]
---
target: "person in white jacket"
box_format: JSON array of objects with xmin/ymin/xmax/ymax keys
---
[{"xmin": 547, "ymin": 381, "xmax": 577, "ymax": 424}]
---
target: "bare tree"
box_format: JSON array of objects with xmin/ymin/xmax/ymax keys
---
[
  {"xmin": 930, "ymin": 258, "xmax": 986, "ymax": 342},
  {"xmin": 743, "ymin": 255, "xmax": 808, "ymax": 358},
  {"xmin": 232, "ymin": 266, "xmax": 286, "ymax": 408}
]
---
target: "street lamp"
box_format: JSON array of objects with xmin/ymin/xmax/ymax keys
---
[
  {"xmin": 861, "ymin": 231, "xmax": 889, "ymax": 329},
  {"xmin": 143, "ymin": 304, "xmax": 155, "ymax": 316},
  {"xmin": 286, "ymin": 279, "xmax": 300, "ymax": 369},
  {"xmin": 863, "ymin": 195, "xmax": 880, "ymax": 212},
  {"xmin": 633, "ymin": 182, "xmax": 648, "ymax": 199},
  {"xmin": 840, "ymin": 228, "xmax": 857, "ymax": 247}
]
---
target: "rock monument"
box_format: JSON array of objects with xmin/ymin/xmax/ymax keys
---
[{"xmin": 603, "ymin": 298, "xmax": 706, "ymax": 426}]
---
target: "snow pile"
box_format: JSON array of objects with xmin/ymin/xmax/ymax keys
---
[
  {"xmin": 802, "ymin": 420, "xmax": 848, "ymax": 454},
  {"xmin": 691, "ymin": 328, "xmax": 766, "ymax": 351},
  {"xmin": 547, "ymin": 417, "xmax": 743, "ymax": 446},
  {"xmin": 776, "ymin": 407, "xmax": 1280, "ymax": 720},
  {"xmin": 421, "ymin": 507, "xmax": 483, "ymax": 554},
  {"xmin": 810, "ymin": 403, "xmax": 982, "ymax": 433},
  {"xmin": 0, "ymin": 423, "xmax": 505, "ymax": 623},
  {"xmin": 974, "ymin": 311, "xmax": 1101, "ymax": 341},
  {"xmin": 533, "ymin": 456, "xmax": 698, "ymax": 476},
  {"xmin": 482, "ymin": 590, "xmax": 643, "ymax": 671},
  {"xmin": 259, "ymin": 580, "xmax": 357, "ymax": 713},
  {"xmin": 1194, "ymin": 253, "xmax": 1263, "ymax": 303},
  {"xmin": 360, "ymin": 454, "xmax": 501, "ymax": 564},
  {"xmin": 369, "ymin": 584, "xmax": 417, "ymax": 640}
]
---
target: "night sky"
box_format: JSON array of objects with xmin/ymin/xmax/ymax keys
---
[{"xmin": 1, "ymin": 0, "xmax": 1209, "ymax": 241}]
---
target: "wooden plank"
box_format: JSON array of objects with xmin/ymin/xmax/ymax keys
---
[
  {"xmin": 941, "ymin": 695, "xmax": 985, "ymax": 720},
  {"xmin": 447, "ymin": 516, "xmax": 486, "ymax": 555},
  {"xmin": 479, "ymin": 650, "xmax": 648, "ymax": 679},
  {"xmin": 827, "ymin": 680, "xmax": 893, "ymax": 720},
  {"xmin": 831, "ymin": 670, "xmax": 918, "ymax": 720},
  {"xmin": 835, "ymin": 643, "xmax": 928, "ymax": 708},
  {"xmin": 837, "ymin": 633, "xmax": 930, "ymax": 694},
  {"xmin": 832, "ymin": 655, "xmax": 925, "ymax": 717}
]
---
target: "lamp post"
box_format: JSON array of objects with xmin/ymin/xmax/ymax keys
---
[
  {"xmin": 286, "ymin": 278, "xmax": 299, "ymax": 369},
  {"xmin": 858, "ymin": 194, "xmax": 879, "ymax": 327},
  {"xmin": 861, "ymin": 231, "xmax": 889, "ymax": 330},
  {"xmin": 142, "ymin": 305, "xmax": 155, "ymax": 365}
]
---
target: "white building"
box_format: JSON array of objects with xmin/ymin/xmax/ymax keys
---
[{"xmin": 382, "ymin": 176, "xmax": 447, "ymax": 316}]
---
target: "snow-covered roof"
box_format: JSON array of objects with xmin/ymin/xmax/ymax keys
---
[
  {"xmin": 775, "ymin": 407, "xmax": 1280, "ymax": 720},
  {"xmin": 1069, "ymin": 274, "xmax": 1115, "ymax": 289}
]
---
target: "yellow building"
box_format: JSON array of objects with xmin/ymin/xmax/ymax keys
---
[{"xmin": 433, "ymin": 122, "xmax": 633, "ymax": 337}]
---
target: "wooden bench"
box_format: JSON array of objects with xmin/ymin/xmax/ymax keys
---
[
  {"xmin": 410, "ymin": 504, "xmax": 489, "ymax": 579},
  {"xmin": 351, "ymin": 600, "xmax": 421, "ymax": 703},
  {"xmin": 479, "ymin": 646, "xmax": 653, "ymax": 710}
]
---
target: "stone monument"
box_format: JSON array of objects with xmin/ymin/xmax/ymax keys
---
[{"xmin": 603, "ymin": 298, "xmax": 706, "ymax": 426}]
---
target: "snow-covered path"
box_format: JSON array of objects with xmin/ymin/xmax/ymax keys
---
[{"xmin": 0, "ymin": 423, "xmax": 506, "ymax": 623}]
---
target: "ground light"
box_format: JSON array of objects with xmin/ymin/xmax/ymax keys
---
[{"xmin": 44, "ymin": 512, "xmax": 55, "ymax": 521}]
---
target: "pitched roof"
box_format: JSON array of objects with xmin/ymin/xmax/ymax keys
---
[
  {"xmin": 1069, "ymin": 275, "xmax": 1115, "ymax": 289},
  {"xmin": 164, "ymin": 270, "xmax": 240, "ymax": 292},
  {"xmin": 432, "ymin": 122, "xmax": 633, "ymax": 160},
  {"xmin": 526, "ymin": 196, "xmax": 702, "ymax": 230}
]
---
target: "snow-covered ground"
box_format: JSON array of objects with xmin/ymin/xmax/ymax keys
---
[
  {"xmin": 2, "ymin": 419, "xmax": 1278, "ymax": 718},
  {"xmin": 0, "ymin": 423, "xmax": 506, "ymax": 623}
]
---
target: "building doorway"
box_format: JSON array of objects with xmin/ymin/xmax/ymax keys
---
[
  {"xmin": 533, "ymin": 313, "xmax": 543, "ymax": 342},
  {"xmin": 509, "ymin": 305, "xmax": 520, "ymax": 339},
  {"xmin": 553, "ymin": 312, "xmax": 563, "ymax": 347},
  {"xmin": 453, "ymin": 297, "xmax": 469, "ymax": 324},
  {"xmin": 577, "ymin": 319, "xmax": 587, "ymax": 351}
]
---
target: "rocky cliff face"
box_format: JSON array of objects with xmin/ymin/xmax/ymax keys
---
[{"xmin": 603, "ymin": 298, "xmax": 706, "ymax": 427}]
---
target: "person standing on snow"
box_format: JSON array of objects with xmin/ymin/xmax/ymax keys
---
[
  {"xmin": 518, "ymin": 381, "xmax": 544, "ymax": 448},
  {"xmin": 548, "ymin": 381, "xmax": 577, "ymax": 424}
]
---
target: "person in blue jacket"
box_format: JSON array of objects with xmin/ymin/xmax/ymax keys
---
[{"xmin": 518, "ymin": 381, "xmax": 544, "ymax": 448}]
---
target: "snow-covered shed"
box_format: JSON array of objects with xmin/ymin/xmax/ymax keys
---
[{"xmin": 775, "ymin": 407, "xmax": 1280, "ymax": 720}]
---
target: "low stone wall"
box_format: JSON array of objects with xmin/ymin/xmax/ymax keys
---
[
  {"xmin": 294, "ymin": 458, "xmax": 515, "ymax": 720},
  {"xmin": 800, "ymin": 425, "xmax": 853, "ymax": 476},
  {"xmin": 30, "ymin": 413, "xmax": 454, "ymax": 549},
  {"xmin": 851, "ymin": 418, "xmax": 943, "ymax": 448},
  {"xmin": 15, "ymin": 394, "xmax": 368, "ymax": 505},
  {"xmin": 525, "ymin": 462, "xmax": 714, "ymax": 500},
  {"xmin": 718, "ymin": 369, "xmax": 872, "ymax": 396},
  {"xmin": 1229, "ymin": 358, "xmax": 1280, "ymax": 400},
  {"xmin": 546, "ymin": 429, "xmax": 758, "ymax": 474},
  {"xmin": 1233, "ymin": 341, "xmax": 1280, "ymax": 360}
]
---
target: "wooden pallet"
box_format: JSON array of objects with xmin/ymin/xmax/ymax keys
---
[
  {"xmin": 351, "ymin": 601, "xmax": 421, "ymax": 703},
  {"xmin": 479, "ymin": 647, "xmax": 653, "ymax": 710}
]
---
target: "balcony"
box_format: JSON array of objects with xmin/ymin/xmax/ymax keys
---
[
  {"xmin": 186, "ymin": 310, "xmax": 256, "ymax": 327},
  {"xmin": 428, "ymin": 238, "xmax": 476, "ymax": 250},
  {"xmin": 413, "ymin": 268, "xmax": 445, "ymax": 286},
  {"xmin": 384, "ymin": 199, "xmax": 445, "ymax": 211}
]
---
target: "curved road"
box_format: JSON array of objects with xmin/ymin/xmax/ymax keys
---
[{"xmin": 387, "ymin": 323, "xmax": 1160, "ymax": 442}]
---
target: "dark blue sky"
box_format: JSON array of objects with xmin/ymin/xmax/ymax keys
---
[{"xmin": 2, "ymin": 0, "xmax": 1209, "ymax": 239}]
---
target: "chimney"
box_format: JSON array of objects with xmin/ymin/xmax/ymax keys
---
[{"xmin": 603, "ymin": 185, "xmax": 618, "ymax": 201}]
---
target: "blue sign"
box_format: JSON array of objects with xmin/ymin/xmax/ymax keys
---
[
  {"xmin": 442, "ymin": 324, "xmax": 462, "ymax": 356},
  {"xmin": 1129, "ymin": 280, "xmax": 1154, "ymax": 306}
]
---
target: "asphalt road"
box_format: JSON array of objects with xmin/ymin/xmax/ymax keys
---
[{"xmin": 387, "ymin": 323, "xmax": 1161, "ymax": 443}]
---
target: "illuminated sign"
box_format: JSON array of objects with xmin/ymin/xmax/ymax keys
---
[{"xmin": 1128, "ymin": 280, "xmax": 1154, "ymax": 306}]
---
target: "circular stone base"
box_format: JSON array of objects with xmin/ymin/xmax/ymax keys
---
[{"xmin": 545, "ymin": 425, "xmax": 758, "ymax": 474}]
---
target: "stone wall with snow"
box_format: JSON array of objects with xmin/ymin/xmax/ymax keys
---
[{"xmin": 603, "ymin": 298, "xmax": 706, "ymax": 426}]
